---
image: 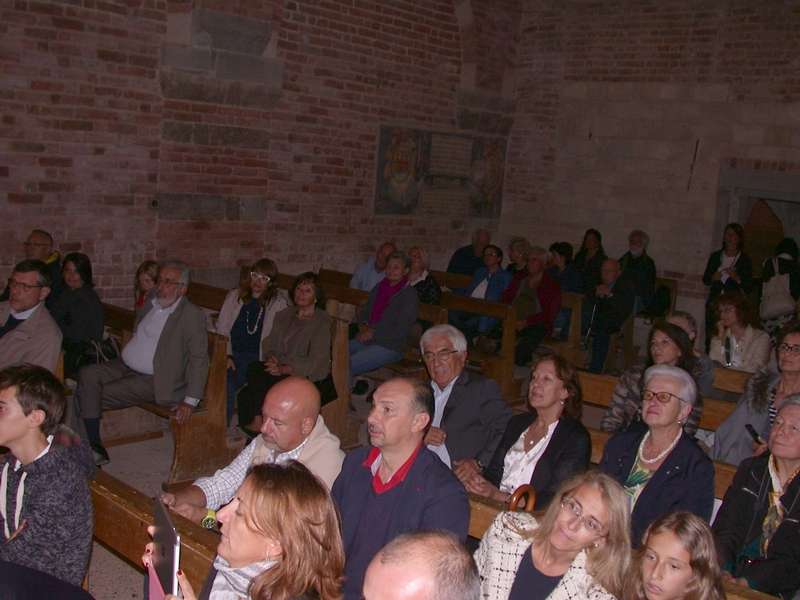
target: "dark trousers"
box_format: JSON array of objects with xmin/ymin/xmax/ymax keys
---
[
  {"xmin": 449, "ymin": 310, "xmax": 481, "ymax": 342},
  {"xmin": 514, "ymin": 323, "xmax": 548, "ymax": 366},
  {"xmin": 237, "ymin": 364, "xmax": 288, "ymax": 427}
]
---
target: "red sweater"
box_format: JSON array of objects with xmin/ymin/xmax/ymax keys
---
[{"xmin": 501, "ymin": 270, "xmax": 562, "ymax": 336}]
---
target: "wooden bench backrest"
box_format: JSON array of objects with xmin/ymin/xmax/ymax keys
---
[
  {"xmin": 652, "ymin": 276, "xmax": 678, "ymax": 315},
  {"xmin": 713, "ymin": 366, "xmax": 751, "ymax": 395},
  {"xmin": 429, "ymin": 269, "xmax": 472, "ymax": 291},
  {"xmin": 318, "ymin": 268, "xmax": 353, "ymax": 288},
  {"xmin": 578, "ymin": 371, "xmax": 736, "ymax": 432},
  {"xmin": 559, "ymin": 291, "xmax": 583, "ymax": 346}
]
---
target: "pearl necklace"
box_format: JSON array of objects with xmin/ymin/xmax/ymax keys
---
[
  {"xmin": 245, "ymin": 302, "xmax": 265, "ymax": 335},
  {"xmin": 637, "ymin": 428, "xmax": 681, "ymax": 465}
]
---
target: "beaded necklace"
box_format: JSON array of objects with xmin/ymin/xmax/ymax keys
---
[
  {"xmin": 245, "ymin": 300, "xmax": 265, "ymax": 335},
  {"xmin": 637, "ymin": 428, "xmax": 681, "ymax": 465}
]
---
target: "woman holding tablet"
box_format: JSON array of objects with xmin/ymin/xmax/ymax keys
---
[{"xmin": 144, "ymin": 461, "xmax": 344, "ymax": 600}]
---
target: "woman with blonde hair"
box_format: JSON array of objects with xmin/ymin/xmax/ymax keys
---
[
  {"xmin": 134, "ymin": 260, "xmax": 158, "ymax": 309},
  {"xmin": 216, "ymin": 258, "xmax": 288, "ymax": 425},
  {"xmin": 625, "ymin": 511, "xmax": 725, "ymax": 600},
  {"xmin": 144, "ymin": 461, "xmax": 345, "ymax": 600},
  {"xmin": 474, "ymin": 471, "xmax": 631, "ymax": 600},
  {"xmin": 507, "ymin": 236, "xmax": 531, "ymax": 275}
]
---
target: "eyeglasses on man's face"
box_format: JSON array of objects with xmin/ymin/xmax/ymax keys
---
[
  {"xmin": 7, "ymin": 278, "xmax": 43, "ymax": 292},
  {"xmin": 250, "ymin": 272, "xmax": 271, "ymax": 283},
  {"xmin": 156, "ymin": 277, "xmax": 184, "ymax": 288},
  {"xmin": 421, "ymin": 349, "xmax": 459, "ymax": 364},
  {"xmin": 560, "ymin": 496, "xmax": 605, "ymax": 536}
]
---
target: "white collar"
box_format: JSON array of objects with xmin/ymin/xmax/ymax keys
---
[{"xmin": 10, "ymin": 302, "xmax": 42, "ymax": 320}]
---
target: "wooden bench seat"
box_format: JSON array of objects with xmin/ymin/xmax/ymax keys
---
[
  {"xmin": 428, "ymin": 269, "xmax": 472, "ymax": 292},
  {"xmin": 713, "ymin": 365, "xmax": 751, "ymax": 395}
]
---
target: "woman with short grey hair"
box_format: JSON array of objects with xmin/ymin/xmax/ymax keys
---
[{"xmin": 598, "ymin": 364, "xmax": 715, "ymax": 544}]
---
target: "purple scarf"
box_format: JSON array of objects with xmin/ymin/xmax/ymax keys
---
[{"xmin": 369, "ymin": 277, "xmax": 408, "ymax": 325}]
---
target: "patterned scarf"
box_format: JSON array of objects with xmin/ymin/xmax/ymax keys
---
[
  {"xmin": 368, "ymin": 277, "xmax": 408, "ymax": 325},
  {"xmin": 210, "ymin": 555, "xmax": 276, "ymax": 600},
  {"xmin": 761, "ymin": 455, "xmax": 800, "ymax": 554}
]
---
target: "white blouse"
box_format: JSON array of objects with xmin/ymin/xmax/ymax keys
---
[{"xmin": 499, "ymin": 420, "xmax": 559, "ymax": 493}]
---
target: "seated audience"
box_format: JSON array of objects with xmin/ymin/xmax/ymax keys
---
[
  {"xmin": 0, "ymin": 229, "xmax": 64, "ymax": 309},
  {"xmin": 572, "ymin": 228, "xmax": 606, "ymax": 296},
  {"xmin": 713, "ymin": 395, "xmax": 800, "ymax": 598},
  {"xmin": 465, "ymin": 355, "xmax": 590, "ymax": 510},
  {"xmin": 602, "ymin": 322, "xmax": 703, "ymax": 436},
  {"xmin": 407, "ymin": 246, "xmax": 442, "ymax": 306},
  {"xmin": 625, "ymin": 511, "xmax": 725, "ymax": 600},
  {"xmin": 350, "ymin": 241, "xmax": 397, "ymax": 292},
  {"xmin": 501, "ymin": 247, "xmax": 561, "ymax": 366},
  {"xmin": 236, "ymin": 273, "xmax": 333, "ymax": 436},
  {"xmin": 215, "ymin": 258, "xmax": 288, "ymax": 426},
  {"xmin": 583, "ymin": 258, "xmax": 636, "ymax": 373},
  {"xmin": 163, "ymin": 377, "xmax": 342, "ymax": 525},
  {"xmin": 447, "ymin": 229, "xmax": 491, "ymax": 276},
  {"xmin": 68, "ymin": 259, "xmax": 208, "ymax": 465},
  {"xmin": 709, "ymin": 321, "xmax": 800, "ymax": 466},
  {"xmin": 332, "ymin": 378, "xmax": 470, "ymax": 600},
  {"xmin": 349, "ymin": 251, "xmax": 419, "ymax": 388},
  {"xmin": 548, "ymin": 241, "xmax": 584, "ymax": 341},
  {"xmin": 506, "ymin": 236, "xmax": 531, "ymax": 275},
  {"xmin": 703, "ymin": 223, "xmax": 754, "ymax": 346},
  {"xmin": 761, "ymin": 237, "xmax": 800, "ymax": 337},
  {"xmin": 0, "ymin": 259, "xmax": 62, "ymax": 373},
  {"xmin": 50, "ymin": 252, "xmax": 104, "ymax": 378},
  {"xmin": 666, "ymin": 311, "xmax": 714, "ymax": 396},
  {"xmin": 363, "ymin": 530, "xmax": 479, "ymax": 600},
  {"xmin": 419, "ymin": 325, "xmax": 513, "ymax": 470},
  {"xmin": 708, "ymin": 291, "xmax": 770, "ymax": 373},
  {"xmin": 449, "ymin": 244, "xmax": 512, "ymax": 341},
  {"xmin": 146, "ymin": 461, "xmax": 344, "ymax": 600},
  {"xmin": 134, "ymin": 260, "xmax": 158, "ymax": 310},
  {"xmin": 598, "ymin": 365, "xmax": 714, "ymax": 544},
  {"xmin": 0, "ymin": 366, "xmax": 94, "ymax": 587},
  {"xmin": 618, "ymin": 229, "xmax": 657, "ymax": 314},
  {"xmin": 474, "ymin": 471, "xmax": 630, "ymax": 600}
]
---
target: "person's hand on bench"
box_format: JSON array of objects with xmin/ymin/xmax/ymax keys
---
[
  {"xmin": 171, "ymin": 402, "xmax": 195, "ymax": 424},
  {"xmin": 161, "ymin": 488, "xmax": 208, "ymax": 525}
]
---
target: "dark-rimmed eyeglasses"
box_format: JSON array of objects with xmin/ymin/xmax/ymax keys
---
[
  {"xmin": 7, "ymin": 279, "xmax": 43, "ymax": 292},
  {"xmin": 778, "ymin": 343, "xmax": 800, "ymax": 357},
  {"xmin": 156, "ymin": 277, "xmax": 184, "ymax": 288}
]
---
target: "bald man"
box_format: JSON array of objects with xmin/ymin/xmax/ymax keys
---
[
  {"xmin": 161, "ymin": 376, "xmax": 344, "ymax": 527},
  {"xmin": 363, "ymin": 531, "xmax": 479, "ymax": 600},
  {"xmin": 0, "ymin": 229, "xmax": 64, "ymax": 309}
]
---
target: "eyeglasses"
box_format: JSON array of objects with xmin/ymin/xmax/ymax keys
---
[
  {"xmin": 250, "ymin": 272, "xmax": 271, "ymax": 283},
  {"xmin": 156, "ymin": 277, "xmax": 184, "ymax": 288},
  {"xmin": 421, "ymin": 349, "xmax": 459, "ymax": 363},
  {"xmin": 778, "ymin": 343, "xmax": 800, "ymax": 357},
  {"xmin": 22, "ymin": 242, "xmax": 50, "ymax": 248},
  {"xmin": 7, "ymin": 278, "xmax": 43, "ymax": 292},
  {"xmin": 560, "ymin": 497, "xmax": 605, "ymax": 536},
  {"xmin": 717, "ymin": 306, "xmax": 735, "ymax": 314},
  {"xmin": 642, "ymin": 390, "xmax": 685, "ymax": 405}
]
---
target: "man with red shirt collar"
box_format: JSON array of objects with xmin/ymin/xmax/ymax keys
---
[{"xmin": 331, "ymin": 377, "xmax": 469, "ymax": 600}]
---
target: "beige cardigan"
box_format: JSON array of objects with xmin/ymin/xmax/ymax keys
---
[
  {"xmin": 0, "ymin": 301, "xmax": 62, "ymax": 373},
  {"xmin": 215, "ymin": 288, "xmax": 288, "ymax": 359},
  {"xmin": 709, "ymin": 325, "xmax": 771, "ymax": 373}
]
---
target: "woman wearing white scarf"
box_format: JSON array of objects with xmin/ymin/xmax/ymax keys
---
[{"xmin": 144, "ymin": 461, "xmax": 345, "ymax": 600}]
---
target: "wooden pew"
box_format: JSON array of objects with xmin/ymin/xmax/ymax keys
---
[
  {"xmin": 318, "ymin": 267, "xmax": 353, "ymax": 288},
  {"xmin": 101, "ymin": 303, "xmax": 240, "ymax": 490},
  {"xmin": 428, "ymin": 269, "xmax": 472, "ymax": 292},
  {"xmin": 713, "ymin": 366, "xmax": 751, "ymax": 395},
  {"xmin": 90, "ymin": 470, "xmax": 215, "ymax": 592},
  {"xmin": 540, "ymin": 291, "xmax": 584, "ymax": 365},
  {"xmin": 438, "ymin": 293, "xmax": 520, "ymax": 400}
]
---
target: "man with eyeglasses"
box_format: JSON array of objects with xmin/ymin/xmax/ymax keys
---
[
  {"xmin": 0, "ymin": 260, "xmax": 62, "ymax": 372},
  {"xmin": 419, "ymin": 324, "xmax": 512, "ymax": 478},
  {"xmin": 0, "ymin": 230, "xmax": 64, "ymax": 309},
  {"xmin": 66, "ymin": 259, "xmax": 209, "ymax": 465}
]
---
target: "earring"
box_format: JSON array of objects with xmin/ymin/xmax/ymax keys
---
[{"xmin": 560, "ymin": 401, "xmax": 565, "ymax": 405}]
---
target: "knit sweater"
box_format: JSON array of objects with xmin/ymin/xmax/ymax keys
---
[{"xmin": 0, "ymin": 424, "xmax": 95, "ymax": 586}]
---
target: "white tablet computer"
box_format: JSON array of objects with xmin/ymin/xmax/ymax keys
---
[{"xmin": 153, "ymin": 496, "xmax": 182, "ymax": 597}]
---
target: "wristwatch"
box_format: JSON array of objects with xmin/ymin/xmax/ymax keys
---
[{"xmin": 201, "ymin": 509, "xmax": 216, "ymax": 529}]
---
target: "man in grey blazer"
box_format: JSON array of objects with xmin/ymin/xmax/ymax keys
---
[
  {"xmin": 69, "ymin": 259, "xmax": 209, "ymax": 465},
  {"xmin": 421, "ymin": 324, "xmax": 513, "ymax": 479}
]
